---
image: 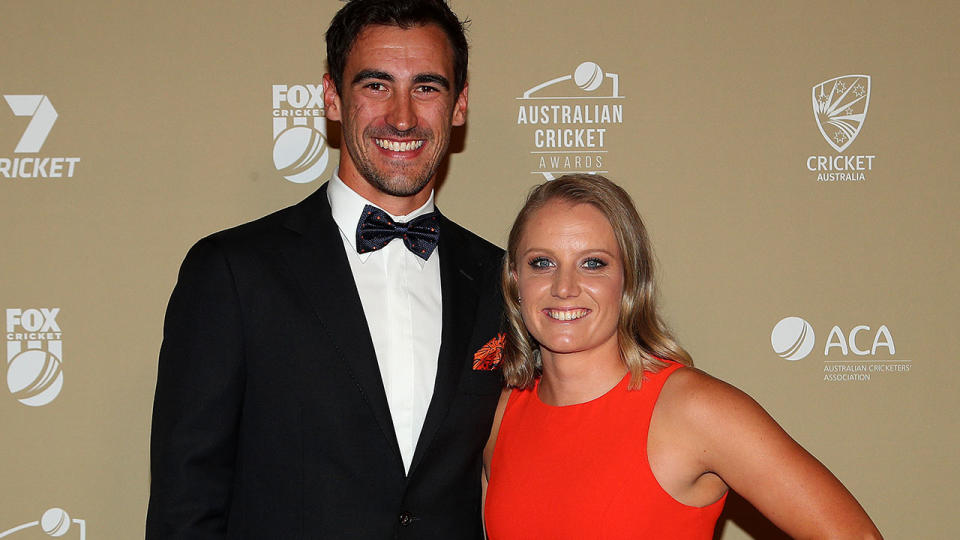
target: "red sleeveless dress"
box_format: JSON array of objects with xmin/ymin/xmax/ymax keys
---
[{"xmin": 484, "ymin": 362, "xmax": 726, "ymax": 539}]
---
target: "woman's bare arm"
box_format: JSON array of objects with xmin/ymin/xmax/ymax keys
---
[{"xmin": 656, "ymin": 368, "xmax": 882, "ymax": 539}]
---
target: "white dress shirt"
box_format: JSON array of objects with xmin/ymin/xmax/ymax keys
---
[{"xmin": 327, "ymin": 173, "xmax": 442, "ymax": 474}]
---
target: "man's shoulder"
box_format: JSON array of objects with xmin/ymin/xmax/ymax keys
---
[
  {"xmin": 195, "ymin": 185, "xmax": 328, "ymax": 253},
  {"xmin": 439, "ymin": 215, "xmax": 504, "ymax": 264},
  {"xmin": 205, "ymin": 205, "xmax": 293, "ymax": 246}
]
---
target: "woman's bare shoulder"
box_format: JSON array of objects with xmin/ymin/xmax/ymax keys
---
[{"xmin": 656, "ymin": 366, "xmax": 760, "ymax": 425}]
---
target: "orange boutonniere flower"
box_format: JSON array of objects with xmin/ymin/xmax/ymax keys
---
[{"xmin": 472, "ymin": 332, "xmax": 506, "ymax": 370}]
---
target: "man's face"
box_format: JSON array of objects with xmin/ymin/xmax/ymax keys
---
[{"xmin": 324, "ymin": 23, "xmax": 468, "ymax": 199}]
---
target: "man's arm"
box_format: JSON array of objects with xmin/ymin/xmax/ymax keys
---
[{"xmin": 146, "ymin": 238, "xmax": 246, "ymax": 539}]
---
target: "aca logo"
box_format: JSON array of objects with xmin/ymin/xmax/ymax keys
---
[
  {"xmin": 771, "ymin": 316, "xmax": 910, "ymax": 382},
  {"xmin": 805, "ymin": 75, "xmax": 876, "ymax": 183},
  {"xmin": 1, "ymin": 95, "xmax": 80, "ymax": 179},
  {"xmin": 5, "ymin": 308, "xmax": 64, "ymax": 406},
  {"xmin": 0, "ymin": 507, "xmax": 86, "ymax": 538},
  {"xmin": 516, "ymin": 61, "xmax": 625, "ymax": 180},
  {"xmin": 770, "ymin": 316, "xmax": 816, "ymax": 361},
  {"xmin": 271, "ymin": 84, "xmax": 330, "ymax": 184}
]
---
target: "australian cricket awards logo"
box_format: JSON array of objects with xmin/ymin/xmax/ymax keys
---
[
  {"xmin": 271, "ymin": 84, "xmax": 330, "ymax": 184},
  {"xmin": 2, "ymin": 95, "xmax": 80, "ymax": 180},
  {"xmin": 0, "ymin": 507, "xmax": 86, "ymax": 539},
  {"xmin": 806, "ymin": 75, "xmax": 875, "ymax": 182},
  {"xmin": 5, "ymin": 308, "xmax": 64, "ymax": 407},
  {"xmin": 516, "ymin": 61, "xmax": 625, "ymax": 180}
]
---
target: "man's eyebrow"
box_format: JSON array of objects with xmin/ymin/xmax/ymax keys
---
[
  {"xmin": 413, "ymin": 73, "xmax": 450, "ymax": 89},
  {"xmin": 352, "ymin": 69, "xmax": 393, "ymax": 84}
]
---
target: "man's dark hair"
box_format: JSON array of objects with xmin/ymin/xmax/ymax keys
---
[{"xmin": 326, "ymin": 0, "xmax": 469, "ymax": 96}]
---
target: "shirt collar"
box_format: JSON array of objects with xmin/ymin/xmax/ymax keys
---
[{"xmin": 327, "ymin": 169, "xmax": 437, "ymax": 265}]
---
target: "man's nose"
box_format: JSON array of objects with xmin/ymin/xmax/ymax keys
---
[{"xmin": 386, "ymin": 93, "xmax": 417, "ymax": 132}]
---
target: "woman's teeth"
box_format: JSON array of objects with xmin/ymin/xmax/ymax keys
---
[{"xmin": 546, "ymin": 309, "xmax": 588, "ymax": 321}]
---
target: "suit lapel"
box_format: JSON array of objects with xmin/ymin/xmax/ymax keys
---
[
  {"xmin": 408, "ymin": 214, "xmax": 482, "ymax": 475},
  {"xmin": 279, "ymin": 184, "xmax": 403, "ymax": 469}
]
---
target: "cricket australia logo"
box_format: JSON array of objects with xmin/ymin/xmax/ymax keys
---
[
  {"xmin": 805, "ymin": 74, "xmax": 875, "ymax": 183},
  {"xmin": 812, "ymin": 75, "xmax": 870, "ymax": 153}
]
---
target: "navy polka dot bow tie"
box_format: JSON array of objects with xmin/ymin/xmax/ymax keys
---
[{"xmin": 356, "ymin": 204, "xmax": 440, "ymax": 260}]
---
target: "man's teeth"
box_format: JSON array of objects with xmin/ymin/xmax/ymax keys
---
[
  {"xmin": 376, "ymin": 139, "xmax": 424, "ymax": 152},
  {"xmin": 546, "ymin": 309, "xmax": 589, "ymax": 321}
]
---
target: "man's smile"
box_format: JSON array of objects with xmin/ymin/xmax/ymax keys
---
[{"xmin": 374, "ymin": 138, "xmax": 426, "ymax": 152}]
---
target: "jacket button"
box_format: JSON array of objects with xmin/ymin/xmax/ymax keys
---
[{"xmin": 399, "ymin": 511, "xmax": 413, "ymax": 526}]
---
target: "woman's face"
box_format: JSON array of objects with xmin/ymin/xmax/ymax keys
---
[{"xmin": 514, "ymin": 200, "xmax": 624, "ymax": 359}]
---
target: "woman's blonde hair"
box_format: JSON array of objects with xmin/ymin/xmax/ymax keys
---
[{"xmin": 501, "ymin": 174, "xmax": 692, "ymax": 389}]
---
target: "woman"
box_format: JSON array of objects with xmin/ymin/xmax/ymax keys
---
[{"xmin": 483, "ymin": 174, "xmax": 881, "ymax": 539}]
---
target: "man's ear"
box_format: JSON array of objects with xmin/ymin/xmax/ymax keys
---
[
  {"xmin": 322, "ymin": 73, "xmax": 342, "ymax": 122},
  {"xmin": 451, "ymin": 82, "xmax": 468, "ymax": 127}
]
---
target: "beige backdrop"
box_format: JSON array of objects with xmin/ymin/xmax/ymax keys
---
[{"xmin": 2, "ymin": 1, "xmax": 957, "ymax": 538}]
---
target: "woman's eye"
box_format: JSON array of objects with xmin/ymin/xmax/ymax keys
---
[
  {"xmin": 528, "ymin": 257, "xmax": 554, "ymax": 269},
  {"xmin": 582, "ymin": 257, "xmax": 607, "ymax": 269}
]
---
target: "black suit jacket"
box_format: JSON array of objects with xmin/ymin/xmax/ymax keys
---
[{"xmin": 147, "ymin": 184, "xmax": 504, "ymax": 539}]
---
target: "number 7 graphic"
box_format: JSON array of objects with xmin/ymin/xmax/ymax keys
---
[{"xmin": 4, "ymin": 95, "xmax": 58, "ymax": 153}]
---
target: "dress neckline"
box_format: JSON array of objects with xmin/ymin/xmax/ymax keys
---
[{"xmin": 533, "ymin": 370, "xmax": 631, "ymax": 409}]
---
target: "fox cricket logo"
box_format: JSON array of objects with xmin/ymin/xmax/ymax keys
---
[
  {"xmin": 806, "ymin": 75, "xmax": 875, "ymax": 183},
  {"xmin": 5, "ymin": 308, "xmax": 64, "ymax": 407},
  {"xmin": 516, "ymin": 61, "xmax": 625, "ymax": 181},
  {"xmin": 0, "ymin": 507, "xmax": 86, "ymax": 539},
  {"xmin": 771, "ymin": 316, "xmax": 910, "ymax": 383},
  {"xmin": 1, "ymin": 95, "xmax": 80, "ymax": 180},
  {"xmin": 272, "ymin": 84, "xmax": 330, "ymax": 184}
]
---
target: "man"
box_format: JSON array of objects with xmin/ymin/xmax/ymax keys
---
[{"xmin": 146, "ymin": 1, "xmax": 504, "ymax": 537}]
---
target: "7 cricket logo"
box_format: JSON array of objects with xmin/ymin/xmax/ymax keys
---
[
  {"xmin": 3, "ymin": 95, "xmax": 58, "ymax": 154},
  {"xmin": 5, "ymin": 95, "xmax": 58, "ymax": 153},
  {"xmin": 1, "ymin": 94, "xmax": 80, "ymax": 179}
]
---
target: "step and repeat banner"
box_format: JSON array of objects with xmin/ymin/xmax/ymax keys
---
[{"xmin": 1, "ymin": 1, "xmax": 956, "ymax": 538}]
